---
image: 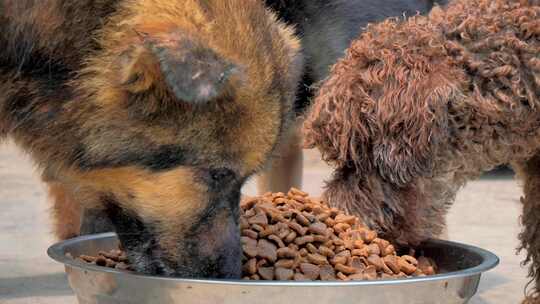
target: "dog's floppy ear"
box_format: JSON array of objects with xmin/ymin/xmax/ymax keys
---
[
  {"xmin": 119, "ymin": 30, "xmax": 240, "ymax": 104},
  {"xmin": 372, "ymin": 71, "xmax": 457, "ymax": 186}
]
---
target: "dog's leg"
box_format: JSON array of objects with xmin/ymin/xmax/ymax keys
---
[
  {"xmin": 514, "ymin": 155, "xmax": 540, "ymax": 304},
  {"xmin": 257, "ymin": 124, "xmax": 303, "ymax": 194},
  {"xmin": 47, "ymin": 182, "xmax": 82, "ymax": 240}
]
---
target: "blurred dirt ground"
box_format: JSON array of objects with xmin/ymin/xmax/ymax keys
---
[{"xmin": 0, "ymin": 141, "xmax": 529, "ymax": 303}]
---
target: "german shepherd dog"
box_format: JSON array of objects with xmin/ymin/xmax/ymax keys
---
[{"xmin": 0, "ymin": 0, "xmax": 439, "ymax": 278}]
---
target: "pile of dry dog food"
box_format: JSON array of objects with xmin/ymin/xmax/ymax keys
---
[
  {"xmin": 74, "ymin": 188, "xmax": 437, "ymax": 281},
  {"xmin": 70, "ymin": 250, "xmax": 132, "ymax": 271},
  {"xmin": 240, "ymin": 188, "xmax": 436, "ymax": 281}
]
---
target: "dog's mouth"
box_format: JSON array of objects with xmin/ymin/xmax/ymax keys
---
[{"xmin": 123, "ymin": 238, "xmax": 242, "ymax": 278}]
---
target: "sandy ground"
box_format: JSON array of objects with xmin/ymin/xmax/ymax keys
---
[{"xmin": 0, "ymin": 141, "xmax": 530, "ymax": 303}]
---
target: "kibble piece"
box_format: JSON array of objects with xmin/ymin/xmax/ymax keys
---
[
  {"xmin": 295, "ymin": 213, "xmax": 310, "ymax": 226},
  {"xmin": 360, "ymin": 229, "xmax": 377, "ymax": 243},
  {"xmin": 300, "ymin": 263, "xmax": 320, "ymax": 280},
  {"xmin": 275, "ymin": 267, "xmax": 294, "ymax": 280},
  {"xmin": 383, "ymin": 255, "xmax": 401, "ymax": 274},
  {"xmin": 277, "ymin": 247, "xmax": 297, "ymax": 259},
  {"xmin": 335, "ymin": 263, "xmax": 357, "ymax": 275},
  {"xmin": 275, "ymin": 259, "xmax": 295, "ymax": 269},
  {"xmin": 399, "ymin": 257, "xmax": 417, "ymax": 275},
  {"xmin": 309, "ymin": 222, "xmax": 328, "ymax": 236},
  {"xmin": 258, "ymin": 267, "xmax": 275, "ymax": 280},
  {"xmin": 367, "ymin": 243, "xmax": 381, "ymax": 256},
  {"xmin": 350, "ymin": 257, "xmax": 366, "ymax": 271},
  {"xmin": 402, "ymin": 255, "xmax": 419, "ymax": 266},
  {"xmin": 330, "ymin": 255, "xmax": 348, "ymax": 266},
  {"xmin": 337, "ymin": 272, "xmax": 349, "ymax": 281},
  {"xmin": 288, "ymin": 221, "xmax": 307, "ymax": 235},
  {"xmin": 363, "ymin": 265, "xmax": 377, "ymax": 280},
  {"xmin": 319, "ymin": 246, "xmax": 335, "ymax": 258},
  {"xmin": 244, "ymin": 258, "xmax": 258, "ymax": 275},
  {"xmin": 284, "ymin": 231, "xmax": 297, "ymax": 243},
  {"xmin": 242, "ymin": 229, "xmax": 258, "ymax": 239},
  {"xmin": 268, "ymin": 235, "xmax": 285, "ymax": 248},
  {"xmin": 335, "ymin": 214, "xmax": 356, "ymax": 225},
  {"xmin": 306, "ymin": 243, "xmax": 318, "ymax": 254},
  {"xmin": 243, "ymin": 244, "xmax": 258, "ymax": 258},
  {"xmin": 319, "ymin": 265, "xmax": 336, "ymax": 281},
  {"xmin": 257, "ymin": 239, "xmax": 278, "ymax": 262},
  {"xmin": 295, "ymin": 235, "xmax": 315, "ymax": 246},
  {"xmin": 367, "ymin": 254, "xmax": 385, "ymax": 271},
  {"xmin": 307, "ymin": 253, "xmax": 328, "ymax": 265}
]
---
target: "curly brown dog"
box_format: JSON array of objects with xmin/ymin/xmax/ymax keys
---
[{"xmin": 304, "ymin": 0, "xmax": 540, "ymax": 301}]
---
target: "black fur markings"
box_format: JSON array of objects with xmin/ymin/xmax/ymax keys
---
[{"xmin": 76, "ymin": 144, "xmax": 199, "ymax": 172}]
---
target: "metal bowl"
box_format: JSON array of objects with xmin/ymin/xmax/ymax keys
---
[{"xmin": 48, "ymin": 232, "xmax": 498, "ymax": 304}]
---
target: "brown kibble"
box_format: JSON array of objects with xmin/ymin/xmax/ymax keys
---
[
  {"xmin": 383, "ymin": 255, "xmax": 401, "ymax": 274},
  {"xmin": 367, "ymin": 243, "xmax": 381, "ymax": 256},
  {"xmin": 306, "ymin": 243, "xmax": 318, "ymax": 254},
  {"xmin": 257, "ymin": 239, "xmax": 278, "ymax": 262},
  {"xmin": 333, "ymin": 223, "xmax": 351, "ymax": 234},
  {"xmin": 330, "ymin": 255, "xmax": 348, "ymax": 266},
  {"xmin": 251, "ymin": 274, "xmax": 261, "ymax": 280},
  {"xmin": 95, "ymin": 256, "xmax": 108, "ymax": 266},
  {"xmin": 335, "ymin": 263, "xmax": 358, "ymax": 275},
  {"xmin": 243, "ymin": 244, "xmax": 258, "ymax": 258},
  {"xmin": 294, "ymin": 273, "xmax": 308, "ymax": 281},
  {"xmin": 363, "ymin": 265, "xmax": 377, "ymax": 280},
  {"xmin": 399, "ymin": 257, "xmax": 417, "ymax": 275},
  {"xmin": 313, "ymin": 235, "xmax": 328, "ymax": 243},
  {"xmin": 351, "ymin": 247, "xmax": 370, "ymax": 258},
  {"xmin": 337, "ymin": 272, "xmax": 349, "ymax": 281},
  {"xmin": 316, "ymin": 212, "xmax": 330, "ymax": 222},
  {"xmin": 277, "ymin": 247, "xmax": 297, "ymax": 259},
  {"xmin": 350, "ymin": 257, "xmax": 366, "ymax": 271},
  {"xmin": 295, "ymin": 235, "xmax": 315, "ymax": 246},
  {"xmin": 307, "ymin": 253, "xmax": 328, "ymax": 265},
  {"xmin": 324, "ymin": 218, "xmax": 336, "ymax": 227},
  {"xmin": 241, "ymin": 236, "xmax": 257, "ymax": 247},
  {"xmin": 418, "ymin": 256, "xmax": 436, "ymax": 275},
  {"xmin": 258, "ymin": 267, "xmax": 275, "ymax": 280},
  {"xmin": 295, "ymin": 213, "xmax": 310, "ymax": 226},
  {"xmin": 299, "ymin": 248, "xmax": 308, "ymax": 257},
  {"xmin": 289, "ymin": 187, "xmax": 308, "ymax": 197},
  {"xmin": 288, "ymin": 221, "xmax": 307, "ymax": 235},
  {"xmin": 284, "ymin": 231, "xmax": 297, "ymax": 243},
  {"xmin": 240, "ymin": 216, "xmax": 250, "ymax": 230},
  {"xmin": 275, "ymin": 267, "xmax": 294, "ymax": 280},
  {"xmin": 319, "ymin": 265, "xmax": 336, "ymax": 281},
  {"xmin": 275, "ymin": 259, "xmax": 295, "ymax": 269},
  {"xmin": 300, "ymin": 263, "xmax": 321, "ymax": 280},
  {"xmin": 319, "ymin": 246, "xmax": 335, "ymax": 257},
  {"xmin": 308, "ymin": 222, "xmax": 328, "ymax": 235},
  {"xmin": 383, "ymin": 245, "xmax": 396, "ymax": 256},
  {"xmin": 242, "ymin": 229, "xmax": 258, "ymax": 239},
  {"xmin": 244, "ymin": 258, "xmax": 258, "ymax": 275},
  {"xmin": 402, "ymin": 255, "xmax": 418, "ymax": 266},
  {"xmin": 248, "ymin": 212, "xmax": 268, "ymax": 226},
  {"xmin": 353, "ymin": 240, "xmax": 365, "ymax": 249},
  {"xmin": 360, "ymin": 229, "xmax": 377, "ymax": 243},
  {"xmin": 334, "ymin": 214, "xmax": 356, "ymax": 225},
  {"xmin": 367, "ymin": 254, "xmax": 385, "ymax": 271},
  {"xmin": 268, "ymin": 235, "xmax": 285, "ymax": 248},
  {"xmin": 79, "ymin": 255, "xmax": 97, "ymax": 263}
]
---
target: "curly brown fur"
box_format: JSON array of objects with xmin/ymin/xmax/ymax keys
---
[
  {"xmin": 304, "ymin": 0, "xmax": 539, "ymax": 299},
  {"xmin": 1, "ymin": 0, "xmax": 302, "ymax": 278}
]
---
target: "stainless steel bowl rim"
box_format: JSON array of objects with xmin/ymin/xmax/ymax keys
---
[{"xmin": 48, "ymin": 232, "xmax": 499, "ymax": 287}]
